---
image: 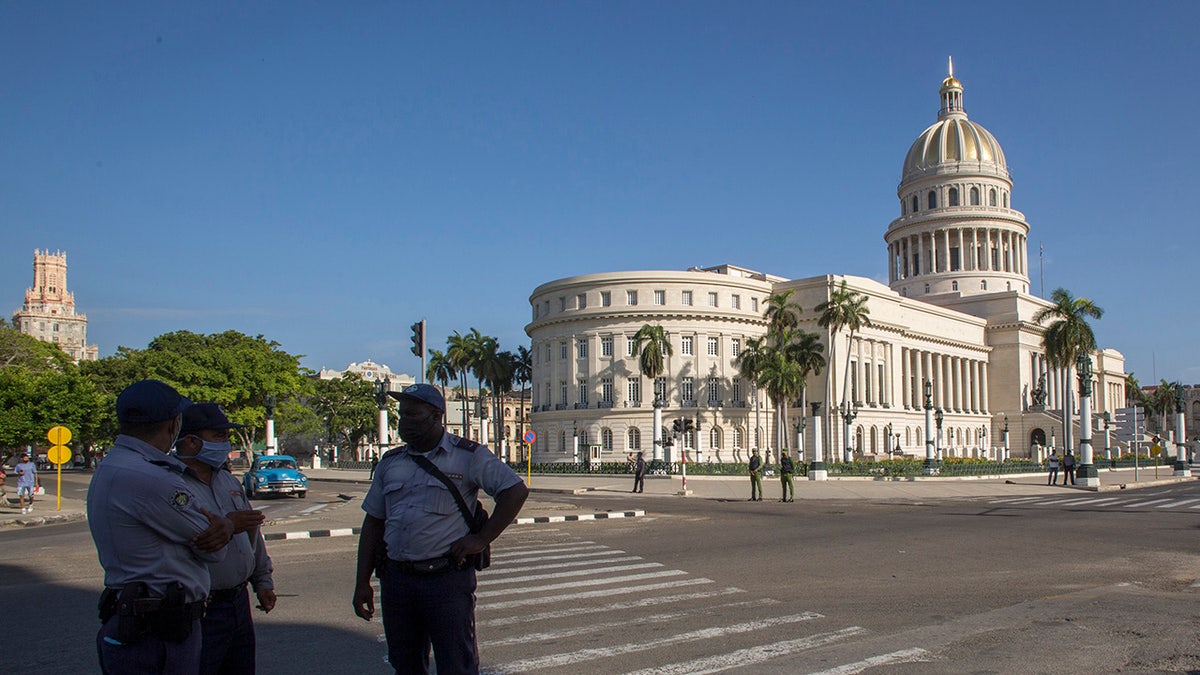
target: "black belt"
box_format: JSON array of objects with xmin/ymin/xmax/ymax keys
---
[
  {"xmin": 385, "ymin": 556, "xmax": 463, "ymax": 575},
  {"xmin": 208, "ymin": 583, "xmax": 247, "ymax": 603}
]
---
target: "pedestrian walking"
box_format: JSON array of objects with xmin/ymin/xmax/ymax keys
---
[
  {"xmin": 175, "ymin": 403, "xmax": 275, "ymax": 675},
  {"xmin": 1062, "ymin": 450, "xmax": 1076, "ymax": 485},
  {"xmin": 748, "ymin": 449, "xmax": 763, "ymax": 501},
  {"xmin": 353, "ymin": 383, "xmax": 529, "ymax": 674},
  {"xmin": 14, "ymin": 451, "xmax": 38, "ymax": 513},
  {"xmin": 632, "ymin": 452, "xmax": 645, "ymax": 493},
  {"xmin": 1046, "ymin": 449, "xmax": 1060, "ymax": 485},
  {"xmin": 88, "ymin": 380, "xmax": 234, "ymax": 675},
  {"xmin": 369, "ymin": 452, "xmax": 380, "ymax": 479},
  {"xmin": 779, "ymin": 451, "xmax": 795, "ymax": 502}
]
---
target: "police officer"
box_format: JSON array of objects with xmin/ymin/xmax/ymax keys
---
[
  {"xmin": 353, "ymin": 383, "xmax": 529, "ymax": 675},
  {"xmin": 175, "ymin": 403, "xmax": 275, "ymax": 675},
  {"xmin": 779, "ymin": 450, "xmax": 795, "ymax": 502},
  {"xmin": 89, "ymin": 380, "xmax": 235, "ymax": 675},
  {"xmin": 748, "ymin": 449, "xmax": 763, "ymax": 501}
]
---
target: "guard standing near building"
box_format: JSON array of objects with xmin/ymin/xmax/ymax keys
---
[
  {"xmin": 748, "ymin": 449, "xmax": 763, "ymax": 501},
  {"xmin": 1046, "ymin": 449, "xmax": 1060, "ymax": 485},
  {"xmin": 632, "ymin": 451, "xmax": 646, "ymax": 493},
  {"xmin": 88, "ymin": 380, "xmax": 235, "ymax": 675},
  {"xmin": 779, "ymin": 451, "xmax": 795, "ymax": 502},
  {"xmin": 353, "ymin": 383, "xmax": 529, "ymax": 674},
  {"xmin": 175, "ymin": 403, "xmax": 276, "ymax": 675}
]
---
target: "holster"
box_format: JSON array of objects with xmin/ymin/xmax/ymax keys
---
[
  {"xmin": 155, "ymin": 582, "xmax": 194, "ymax": 643},
  {"xmin": 468, "ymin": 503, "xmax": 491, "ymax": 571},
  {"xmin": 115, "ymin": 582, "xmax": 153, "ymax": 644}
]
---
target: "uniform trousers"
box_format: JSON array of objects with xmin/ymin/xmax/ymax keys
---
[
  {"xmin": 201, "ymin": 585, "xmax": 256, "ymax": 675},
  {"xmin": 780, "ymin": 472, "xmax": 794, "ymax": 500},
  {"xmin": 381, "ymin": 564, "xmax": 479, "ymax": 674},
  {"xmin": 97, "ymin": 614, "xmax": 202, "ymax": 675},
  {"xmin": 749, "ymin": 472, "xmax": 762, "ymax": 500}
]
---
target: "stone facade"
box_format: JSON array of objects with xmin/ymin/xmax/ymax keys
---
[{"xmin": 12, "ymin": 249, "xmax": 99, "ymax": 362}]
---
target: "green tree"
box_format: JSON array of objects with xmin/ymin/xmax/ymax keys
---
[
  {"xmin": 764, "ymin": 289, "xmax": 801, "ymax": 336},
  {"xmin": 446, "ymin": 330, "xmax": 477, "ymax": 437},
  {"xmin": 426, "ymin": 348, "xmax": 456, "ymax": 422},
  {"xmin": 475, "ymin": 339, "xmax": 514, "ymax": 450},
  {"xmin": 633, "ymin": 325, "xmax": 672, "ymax": 404},
  {"xmin": 512, "ymin": 345, "xmax": 532, "ymax": 445},
  {"xmin": 310, "ymin": 373, "xmax": 378, "ymax": 461},
  {"xmin": 734, "ymin": 336, "xmax": 770, "ymax": 456},
  {"xmin": 1150, "ymin": 380, "xmax": 1179, "ymax": 434},
  {"xmin": 1033, "ymin": 288, "xmax": 1104, "ymax": 452},
  {"xmin": 816, "ymin": 280, "xmax": 872, "ymax": 455}
]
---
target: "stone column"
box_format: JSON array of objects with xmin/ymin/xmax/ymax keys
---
[{"xmin": 808, "ymin": 402, "xmax": 827, "ymax": 481}]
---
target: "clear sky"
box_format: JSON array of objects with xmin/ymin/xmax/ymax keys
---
[{"xmin": 3, "ymin": 1, "xmax": 1198, "ymax": 384}]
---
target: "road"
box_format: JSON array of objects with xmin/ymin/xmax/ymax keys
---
[{"xmin": 3, "ymin": 478, "xmax": 1200, "ymax": 673}]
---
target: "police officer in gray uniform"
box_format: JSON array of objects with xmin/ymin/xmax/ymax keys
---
[
  {"xmin": 89, "ymin": 380, "xmax": 235, "ymax": 675},
  {"xmin": 176, "ymin": 403, "xmax": 275, "ymax": 675},
  {"xmin": 353, "ymin": 383, "xmax": 529, "ymax": 674}
]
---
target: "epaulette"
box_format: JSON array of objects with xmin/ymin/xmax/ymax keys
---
[
  {"xmin": 451, "ymin": 435, "xmax": 482, "ymax": 453},
  {"xmin": 380, "ymin": 445, "xmax": 407, "ymax": 461}
]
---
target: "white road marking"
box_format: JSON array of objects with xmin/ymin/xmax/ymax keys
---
[
  {"xmin": 1035, "ymin": 497, "xmax": 1098, "ymax": 505},
  {"xmin": 480, "ymin": 562, "xmax": 663, "ymax": 586},
  {"xmin": 489, "ymin": 555, "xmax": 643, "ymax": 575},
  {"xmin": 496, "ymin": 542, "xmax": 598, "ymax": 555},
  {"xmin": 1062, "ymin": 497, "xmax": 1123, "ymax": 506},
  {"xmin": 476, "ymin": 587, "xmax": 748, "ymax": 626},
  {"xmin": 480, "ymin": 578, "xmax": 715, "ymax": 610},
  {"xmin": 298, "ymin": 503, "xmax": 327, "ymax": 514},
  {"xmin": 1154, "ymin": 498, "xmax": 1200, "ymax": 508},
  {"xmin": 620, "ymin": 627, "xmax": 872, "ymax": 675},
  {"xmin": 487, "ymin": 612, "xmax": 825, "ymax": 672},
  {"xmin": 1122, "ymin": 498, "xmax": 1174, "ymax": 508},
  {"xmin": 497, "ymin": 548, "xmax": 623, "ymax": 564},
  {"xmin": 988, "ymin": 496, "xmax": 1047, "ymax": 504},
  {"xmin": 477, "ymin": 570, "xmax": 688, "ymax": 598},
  {"xmin": 804, "ymin": 647, "xmax": 934, "ymax": 675}
]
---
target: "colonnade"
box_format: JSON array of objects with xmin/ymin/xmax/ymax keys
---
[
  {"xmin": 889, "ymin": 227, "xmax": 1027, "ymax": 282},
  {"xmin": 901, "ymin": 347, "xmax": 988, "ymax": 414}
]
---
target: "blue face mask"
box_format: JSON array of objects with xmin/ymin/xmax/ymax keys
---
[{"xmin": 196, "ymin": 441, "xmax": 233, "ymax": 468}]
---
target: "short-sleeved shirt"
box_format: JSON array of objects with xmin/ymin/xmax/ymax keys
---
[
  {"xmin": 1048, "ymin": 455, "xmax": 1060, "ymax": 468},
  {"xmin": 181, "ymin": 466, "xmax": 274, "ymax": 592},
  {"xmin": 14, "ymin": 461, "xmax": 37, "ymax": 488},
  {"xmin": 87, "ymin": 435, "xmax": 227, "ymax": 602},
  {"xmin": 363, "ymin": 432, "xmax": 523, "ymax": 562}
]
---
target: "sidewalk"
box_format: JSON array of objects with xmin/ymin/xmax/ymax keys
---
[{"xmin": 2, "ymin": 466, "xmax": 1194, "ymax": 530}]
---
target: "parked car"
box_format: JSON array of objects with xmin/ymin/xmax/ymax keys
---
[{"xmin": 242, "ymin": 455, "xmax": 308, "ymax": 499}]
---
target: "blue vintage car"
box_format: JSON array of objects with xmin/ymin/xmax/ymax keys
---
[{"xmin": 243, "ymin": 455, "xmax": 308, "ymax": 499}]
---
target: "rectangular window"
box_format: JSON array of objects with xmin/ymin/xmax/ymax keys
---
[
  {"xmin": 601, "ymin": 336, "xmax": 613, "ymax": 357},
  {"xmin": 626, "ymin": 337, "xmax": 637, "ymax": 357},
  {"xmin": 533, "ymin": 304, "xmax": 539, "ymax": 320},
  {"xmin": 578, "ymin": 379, "xmax": 588, "ymax": 407},
  {"xmin": 949, "ymin": 247, "xmax": 961, "ymax": 271},
  {"xmin": 601, "ymin": 377, "xmax": 613, "ymax": 404},
  {"xmin": 628, "ymin": 378, "xmax": 641, "ymax": 404},
  {"xmin": 560, "ymin": 381, "xmax": 568, "ymax": 406},
  {"xmin": 751, "ymin": 297, "xmax": 759, "ymax": 312},
  {"xmin": 681, "ymin": 290, "xmax": 693, "ymax": 306},
  {"xmin": 653, "ymin": 290, "xmax": 665, "ymax": 305},
  {"xmin": 545, "ymin": 344, "xmax": 551, "ymax": 362},
  {"xmin": 731, "ymin": 294, "xmax": 741, "ymax": 309},
  {"xmin": 850, "ymin": 360, "xmax": 859, "ymax": 402},
  {"xmin": 878, "ymin": 364, "xmax": 886, "ymax": 405},
  {"xmin": 560, "ymin": 341, "xmax": 568, "ymax": 360},
  {"xmin": 865, "ymin": 367, "xmax": 873, "ymax": 404},
  {"xmin": 732, "ymin": 377, "xmax": 742, "ymax": 403},
  {"xmin": 544, "ymin": 300, "xmax": 550, "ymax": 316},
  {"xmin": 601, "ymin": 291, "xmax": 611, "ymax": 307},
  {"xmin": 655, "ymin": 377, "xmax": 667, "ymax": 403},
  {"xmin": 731, "ymin": 338, "xmax": 741, "ymax": 358},
  {"xmin": 681, "ymin": 377, "xmax": 694, "ymax": 405},
  {"xmin": 627, "ymin": 290, "xmax": 638, "ymax": 305},
  {"xmin": 559, "ymin": 297, "xmax": 566, "ymax": 312},
  {"xmin": 576, "ymin": 339, "xmax": 588, "ymax": 359},
  {"xmin": 707, "ymin": 337, "xmax": 719, "ymax": 357},
  {"xmin": 708, "ymin": 292, "xmax": 718, "ymax": 307},
  {"xmin": 707, "ymin": 377, "xmax": 720, "ymax": 404},
  {"xmin": 681, "ymin": 336, "xmax": 694, "ymax": 356},
  {"xmin": 576, "ymin": 293, "xmax": 586, "ymax": 309}
]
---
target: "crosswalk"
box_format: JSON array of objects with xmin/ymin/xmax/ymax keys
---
[
  {"xmin": 370, "ymin": 535, "xmax": 933, "ymax": 673},
  {"xmin": 984, "ymin": 488, "xmax": 1200, "ymax": 512}
]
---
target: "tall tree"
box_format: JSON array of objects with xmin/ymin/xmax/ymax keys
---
[
  {"xmin": 764, "ymin": 289, "xmax": 801, "ymax": 336},
  {"xmin": 1150, "ymin": 380, "xmax": 1179, "ymax": 434},
  {"xmin": 512, "ymin": 346, "xmax": 533, "ymax": 446},
  {"xmin": 310, "ymin": 373, "xmax": 378, "ymax": 461},
  {"xmin": 426, "ymin": 349, "xmax": 456, "ymax": 423},
  {"xmin": 816, "ymin": 280, "xmax": 872, "ymax": 454},
  {"xmin": 633, "ymin": 325, "xmax": 672, "ymax": 404},
  {"xmin": 734, "ymin": 336, "xmax": 770, "ymax": 456},
  {"xmin": 445, "ymin": 331, "xmax": 476, "ymax": 437},
  {"xmin": 1034, "ymin": 288, "xmax": 1104, "ymax": 452},
  {"xmin": 784, "ymin": 328, "xmax": 827, "ymax": 439}
]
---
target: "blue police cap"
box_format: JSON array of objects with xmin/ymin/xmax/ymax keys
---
[
  {"xmin": 180, "ymin": 402, "xmax": 245, "ymax": 437},
  {"xmin": 116, "ymin": 379, "xmax": 191, "ymax": 424},
  {"xmin": 389, "ymin": 383, "xmax": 445, "ymax": 412}
]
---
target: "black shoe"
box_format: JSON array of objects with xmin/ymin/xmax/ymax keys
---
[{"xmin": 788, "ymin": 499, "xmax": 794, "ymax": 502}]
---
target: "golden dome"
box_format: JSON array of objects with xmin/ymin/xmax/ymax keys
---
[
  {"xmin": 941, "ymin": 76, "xmax": 962, "ymax": 89},
  {"xmin": 902, "ymin": 117, "xmax": 1008, "ymax": 180}
]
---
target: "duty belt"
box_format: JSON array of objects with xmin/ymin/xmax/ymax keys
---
[
  {"xmin": 386, "ymin": 556, "xmax": 462, "ymax": 575},
  {"xmin": 208, "ymin": 583, "xmax": 247, "ymax": 604}
]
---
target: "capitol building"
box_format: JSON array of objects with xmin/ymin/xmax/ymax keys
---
[{"xmin": 524, "ymin": 67, "xmax": 1127, "ymax": 464}]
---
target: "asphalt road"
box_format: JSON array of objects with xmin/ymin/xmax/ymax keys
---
[{"xmin": 3, "ymin": 481, "xmax": 1199, "ymax": 673}]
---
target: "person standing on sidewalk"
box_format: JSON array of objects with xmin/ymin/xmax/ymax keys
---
[
  {"xmin": 1062, "ymin": 450, "xmax": 1076, "ymax": 485},
  {"xmin": 748, "ymin": 449, "xmax": 763, "ymax": 501},
  {"xmin": 15, "ymin": 451, "xmax": 39, "ymax": 514},
  {"xmin": 1046, "ymin": 449, "xmax": 1060, "ymax": 485},
  {"xmin": 778, "ymin": 451, "xmax": 795, "ymax": 502},
  {"xmin": 632, "ymin": 452, "xmax": 646, "ymax": 493},
  {"xmin": 175, "ymin": 402, "xmax": 275, "ymax": 674}
]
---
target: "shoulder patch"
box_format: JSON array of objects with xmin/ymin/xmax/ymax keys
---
[
  {"xmin": 171, "ymin": 491, "xmax": 191, "ymax": 510},
  {"xmin": 451, "ymin": 434, "xmax": 482, "ymax": 452},
  {"xmin": 380, "ymin": 445, "xmax": 406, "ymax": 461}
]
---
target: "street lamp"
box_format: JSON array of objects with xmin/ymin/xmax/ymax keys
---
[
  {"xmin": 923, "ymin": 379, "xmax": 937, "ymax": 474},
  {"xmin": 1102, "ymin": 411, "xmax": 1113, "ymax": 462},
  {"xmin": 894, "ymin": 432, "xmax": 902, "ymax": 457},
  {"xmin": 1003, "ymin": 414, "xmax": 1010, "ymax": 461},
  {"xmin": 264, "ymin": 394, "xmax": 277, "ymax": 457},
  {"xmin": 572, "ymin": 420, "xmax": 579, "ymax": 465},
  {"xmin": 841, "ymin": 399, "xmax": 860, "ymax": 462},
  {"xmin": 1173, "ymin": 380, "xmax": 1191, "ymax": 476},
  {"xmin": 979, "ymin": 424, "xmax": 987, "ymax": 460},
  {"xmin": 1075, "ymin": 352, "xmax": 1099, "ymax": 486},
  {"xmin": 793, "ymin": 415, "xmax": 807, "ymax": 462},
  {"xmin": 808, "ymin": 402, "xmax": 827, "ymax": 480},
  {"xmin": 934, "ymin": 409, "xmax": 944, "ymax": 460}
]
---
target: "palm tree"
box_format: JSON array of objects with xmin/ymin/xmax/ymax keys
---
[
  {"xmin": 476, "ymin": 340, "xmax": 514, "ymax": 451},
  {"xmin": 445, "ymin": 331, "xmax": 475, "ymax": 437},
  {"xmin": 1034, "ymin": 287, "xmax": 1104, "ymax": 454},
  {"xmin": 764, "ymin": 289, "xmax": 801, "ymax": 336},
  {"xmin": 512, "ymin": 345, "xmax": 533, "ymax": 445},
  {"xmin": 633, "ymin": 324, "xmax": 673, "ymax": 404},
  {"xmin": 734, "ymin": 336, "xmax": 771, "ymax": 458},
  {"xmin": 426, "ymin": 349, "xmax": 456, "ymax": 423},
  {"xmin": 1150, "ymin": 380, "xmax": 1179, "ymax": 435},
  {"xmin": 755, "ymin": 342, "xmax": 804, "ymax": 452},
  {"xmin": 785, "ymin": 328, "xmax": 827, "ymax": 431},
  {"xmin": 816, "ymin": 280, "xmax": 872, "ymax": 454}
]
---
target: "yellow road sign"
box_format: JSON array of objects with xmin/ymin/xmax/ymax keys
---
[
  {"xmin": 1150, "ymin": 443, "xmax": 1162, "ymax": 456},
  {"xmin": 48, "ymin": 425, "xmax": 72, "ymax": 446},
  {"xmin": 48, "ymin": 445, "xmax": 72, "ymax": 465}
]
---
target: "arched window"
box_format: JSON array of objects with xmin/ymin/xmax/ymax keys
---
[
  {"xmin": 924, "ymin": 283, "xmax": 930, "ymax": 293},
  {"xmin": 870, "ymin": 426, "xmax": 878, "ymax": 453},
  {"xmin": 928, "ymin": 191, "xmax": 938, "ymax": 209},
  {"xmin": 912, "ymin": 195, "xmax": 919, "ymax": 213},
  {"xmin": 601, "ymin": 428, "xmax": 613, "ymax": 452},
  {"xmin": 1003, "ymin": 193, "xmax": 1009, "ymax": 208},
  {"xmin": 627, "ymin": 427, "xmax": 640, "ymax": 450},
  {"xmin": 732, "ymin": 427, "xmax": 743, "ymax": 449},
  {"xmin": 948, "ymin": 187, "xmax": 959, "ymax": 206},
  {"xmin": 981, "ymin": 280, "xmax": 988, "ymax": 290},
  {"xmin": 989, "ymin": 189, "xmax": 997, "ymax": 206},
  {"xmin": 504, "ymin": 407, "xmax": 511, "ymax": 417},
  {"xmin": 970, "ymin": 187, "xmax": 980, "ymax": 205},
  {"xmin": 710, "ymin": 427, "xmax": 721, "ymax": 450},
  {"xmin": 951, "ymin": 281, "xmax": 958, "ymax": 291}
]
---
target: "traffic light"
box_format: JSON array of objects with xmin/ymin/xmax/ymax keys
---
[
  {"xmin": 671, "ymin": 419, "xmax": 683, "ymax": 434},
  {"xmin": 410, "ymin": 320, "xmax": 424, "ymax": 357}
]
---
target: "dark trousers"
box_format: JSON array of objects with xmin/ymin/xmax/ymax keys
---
[
  {"xmin": 97, "ymin": 614, "xmax": 202, "ymax": 675},
  {"xmin": 381, "ymin": 565, "xmax": 479, "ymax": 674},
  {"xmin": 633, "ymin": 474, "xmax": 644, "ymax": 492},
  {"xmin": 1047, "ymin": 468, "xmax": 1058, "ymax": 485},
  {"xmin": 1063, "ymin": 467, "xmax": 1075, "ymax": 485},
  {"xmin": 201, "ymin": 585, "xmax": 256, "ymax": 675}
]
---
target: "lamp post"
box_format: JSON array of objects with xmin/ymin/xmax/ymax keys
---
[
  {"xmin": 694, "ymin": 414, "xmax": 703, "ymax": 465},
  {"xmin": 979, "ymin": 424, "xmax": 987, "ymax": 460},
  {"xmin": 934, "ymin": 409, "xmax": 944, "ymax": 460},
  {"xmin": 1076, "ymin": 353, "xmax": 1100, "ymax": 487},
  {"xmin": 1103, "ymin": 412, "xmax": 1113, "ymax": 461},
  {"xmin": 572, "ymin": 420, "xmax": 579, "ymax": 465},
  {"xmin": 894, "ymin": 432, "xmax": 902, "ymax": 457},
  {"xmin": 1173, "ymin": 381, "xmax": 1191, "ymax": 477},
  {"xmin": 923, "ymin": 380, "xmax": 937, "ymax": 475},
  {"xmin": 841, "ymin": 400, "xmax": 860, "ymax": 462},
  {"xmin": 375, "ymin": 377, "xmax": 390, "ymax": 460},
  {"xmin": 264, "ymin": 394, "xmax": 277, "ymax": 457},
  {"xmin": 652, "ymin": 398, "xmax": 664, "ymax": 463},
  {"xmin": 808, "ymin": 402, "xmax": 827, "ymax": 480},
  {"xmin": 1003, "ymin": 415, "xmax": 1010, "ymax": 461},
  {"xmin": 794, "ymin": 415, "xmax": 806, "ymax": 463}
]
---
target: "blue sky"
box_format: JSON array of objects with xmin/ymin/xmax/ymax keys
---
[{"xmin": 3, "ymin": 1, "xmax": 1198, "ymax": 384}]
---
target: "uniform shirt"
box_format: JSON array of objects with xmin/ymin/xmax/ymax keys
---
[
  {"xmin": 181, "ymin": 466, "xmax": 274, "ymax": 593},
  {"xmin": 87, "ymin": 435, "xmax": 226, "ymax": 603},
  {"xmin": 14, "ymin": 461, "xmax": 37, "ymax": 487},
  {"xmin": 780, "ymin": 455, "xmax": 794, "ymax": 474},
  {"xmin": 363, "ymin": 432, "xmax": 523, "ymax": 562},
  {"xmin": 1048, "ymin": 454, "xmax": 1060, "ymax": 468},
  {"xmin": 749, "ymin": 455, "xmax": 762, "ymax": 472}
]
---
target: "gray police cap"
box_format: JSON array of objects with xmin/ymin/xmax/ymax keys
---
[{"xmin": 389, "ymin": 383, "xmax": 445, "ymax": 412}]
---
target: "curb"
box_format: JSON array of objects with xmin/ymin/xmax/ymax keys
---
[
  {"xmin": 0, "ymin": 511, "xmax": 87, "ymax": 528},
  {"xmin": 264, "ymin": 527, "xmax": 361, "ymax": 541},
  {"xmin": 262, "ymin": 510, "xmax": 647, "ymax": 541}
]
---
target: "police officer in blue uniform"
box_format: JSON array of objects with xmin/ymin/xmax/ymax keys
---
[
  {"xmin": 175, "ymin": 403, "xmax": 276, "ymax": 675},
  {"xmin": 353, "ymin": 383, "xmax": 529, "ymax": 674},
  {"xmin": 89, "ymin": 380, "xmax": 235, "ymax": 675}
]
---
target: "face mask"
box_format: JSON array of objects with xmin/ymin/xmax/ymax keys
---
[
  {"xmin": 196, "ymin": 441, "xmax": 233, "ymax": 468},
  {"xmin": 168, "ymin": 417, "xmax": 183, "ymax": 449}
]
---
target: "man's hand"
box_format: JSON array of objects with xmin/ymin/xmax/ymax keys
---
[
  {"xmin": 255, "ymin": 588, "xmax": 277, "ymax": 613},
  {"xmin": 194, "ymin": 508, "xmax": 234, "ymax": 552},
  {"xmin": 226, "ymin": 509, "xmax": 266, "ymax": 534},
  {"xmin": 352, "ymin": 581, "xmax": 375, "ymax": 621},
  {"xmin": 448, "ymin": 533, "xmax": 488, "ymax": 569}
]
